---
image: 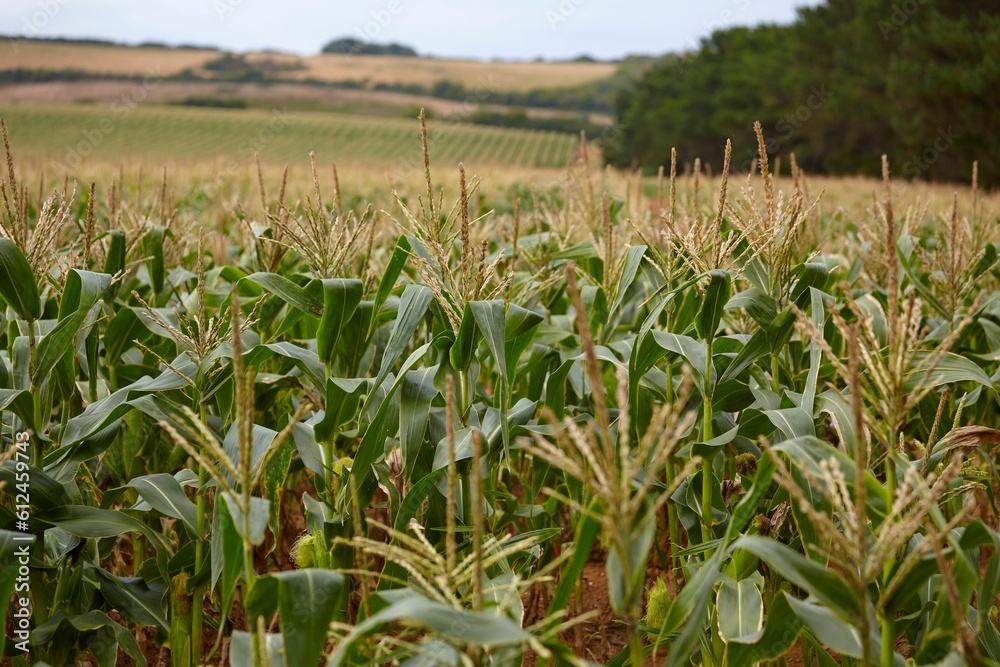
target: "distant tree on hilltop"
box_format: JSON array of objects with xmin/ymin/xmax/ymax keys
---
[{"xmin": 321, "ymin": 38, "xmax": 418, "ymax": 57}]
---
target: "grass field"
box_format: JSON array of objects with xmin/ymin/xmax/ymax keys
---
[
  {"xmin": 0, "ymin": 103, "xmax": 582, "ymax": 171},
  {"xmin": 1, "ymin": 40, "xmax": 617, "ymax": 92}
]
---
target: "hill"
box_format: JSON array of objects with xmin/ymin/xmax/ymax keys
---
[{"xmin": 0, "ymin": 40, "xmax": 616, "ymax": 93}]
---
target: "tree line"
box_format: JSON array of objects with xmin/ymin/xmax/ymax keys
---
[{"xmin": 604, "ymin": 0, "xmax": 1000, "ymax": 184}]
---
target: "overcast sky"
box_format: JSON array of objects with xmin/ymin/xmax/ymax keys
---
[{"xmin": 2, "ymin": 0, "xmax": 822, "ymax": 60}]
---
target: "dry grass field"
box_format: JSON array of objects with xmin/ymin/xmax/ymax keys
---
[
  {"xmin": 1, "ymin": 40, "xmax": 617, "ymax": 91},
  {"xmin": 282, "ymin": 53, "xmax": 617, "ymax": 91},
  {"xmin": 1, "ymin": 40, "xmax": 218, "ymax": 75}
]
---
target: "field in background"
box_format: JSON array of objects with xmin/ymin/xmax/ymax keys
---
[
  {"xmin": 2, "ymin": 40, "xmax": 617, "ymax": 91},
  {"xmin": 0, "ymin": 104, "xmax": 582, "ymax": 171},
  {"xmin": 0, "ymin": 80, "xmax": 614, "ymax": 122}
]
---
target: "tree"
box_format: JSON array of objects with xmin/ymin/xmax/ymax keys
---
[{"xmin": 606, "ymin": 0, "xmax": 1000, "ymax": 183}]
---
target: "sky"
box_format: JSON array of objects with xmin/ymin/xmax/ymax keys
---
[{"xmin": 1, "ymin": 0, "xmax": 823, "ymax": 61}]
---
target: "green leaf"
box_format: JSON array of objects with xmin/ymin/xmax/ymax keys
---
[
  {"xmin": 245, "ymin": 272, "xmax": 323, "ymax": 317},
  {"xmin": 368, "ymin": 235, "xmax": 411, "ymax": 338},
  {"xmin": 785, "ymin": 596, "xmax": 865, "ymax": 659},
  {"xmin": 727, "ymin": 287, "xmax": 778, "ymax": 328},
  {"xmin": 471, "ymin": 300, "xmax": 511, "ymax": 454},
  {"xmin": 67, "ymin": 610, "xmax": 148, "ymax": 667},
  {"xmin": 103, "ymin": 229, "xmax": 126, "ymax": 278},
  {"xmin": 726, "ymin": 536, "xmax": 861, "ymax": 620},
  {"xmin": 503, "ymin": 304, "xmax": 544, "ymax": 381},
  {"xmin": 719, "ymin": 330, "xmax": 769, "ymax": 383},
  {"xmin": 37, "ymin": 505, "xmax": 169, "ymax": 554},
  {"xmin": 231, "ymin": 631, "xmax": 285, "ymax": 667},
  {"xmin": 127, "ymin": 473, "xmax": 199, "ymax": 535},
  {"xmin": 608, "ymin": 245, "xmax": 647, "ymax": 320},
  {"xmin": 104, "ymin": 308, "xmax": 149, "ymax": 366},
  {"xmin": 223, "ymin": 492, "xmax": 270, "ymax": 546},
  {"xmin": 0, "ymin": 388, "xmax": 34, "ymax": 431},
  {"xmin": 393, "ymin": 468, "xmax": 447, "ymax": 533},
  {"xmin": 92, "ymin": 567, "xmax": 168, "ymax": 632},
  {"xmin": 0, "ymin": 238, "xmax": 40, "ymax": 320},
  {"xmin": 726, "ymin": 591, "xmax": 802, "ymax": 664},
  {"xmin": 350, "ymin": 340, "xmax": 437, "ymax": 507},
  {"xmin": 547, "ymin": 504, "xmax": 601, "ymax": 621},
  {"xmin": 314, "ymin": 278, "xmax": 363, "ymax": 364},
  {"xmin": 650, "ymin": 331, "xmax": 710, "ymax": 393},
  {"xmin": 717, "ymin": 573, "xmax": 764, "ymax": 644},
  {"xmin": 697, "ymin": 269, "xmax": 731, "ymax": 340},
  {"xmin": 143, "ymin": 225, "xmax": 166, "ymax": 294},
  {"xmin": 816, "ymin": 390, "xmax": 857, "ymax": 455},
  {"xmin": 762, "ymin": 407, "xmax": 816, "ymax": 440},
  {"xmin": 327, "ymin": 593, "xmax": 533, "ymax": 665},
  {"xmin": 264, "ymin": 435, "xmax": 296, "ymax": 543},
  {"xmin": 365, "ymin": 284, "xmax": 433, "ymax": 414},
  {"xmin": 801, "ymin": 287, "xmax": 826, "ymax": 413},
  {"xmin": 905, "ymin": 351, "xmax": 993, "ymax": 393},
  {"xmin": 212, "ymin": 492, "xmax": 244, "ymax": 615},
  {"xmin": 34, "ymin": 269, "xmax": 112, "ymax": 384},
  {"xmin": 661, "ymin": 549, "xmax": 725, "ymax": 667},
  {"xmin": 399, "ymin": 365, "xmax": 439, "ymax": 481},
  {"xmin": 246, "ymin": 569, "xmax": 345, "ymax": 667}
]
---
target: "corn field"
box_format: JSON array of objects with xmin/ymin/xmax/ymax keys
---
[{"xmin": 1, "ymin": 113, "xmax": 1000, "ymax": 667}]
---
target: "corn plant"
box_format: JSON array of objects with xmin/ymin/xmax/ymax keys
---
[{"xmin": 0, "ymin": 112, "xmax": 999, "ymax": 667}]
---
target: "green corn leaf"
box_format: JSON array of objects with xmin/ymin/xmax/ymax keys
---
[
  {"xmin": 327, "ymin": 593, "xmax": 534, "ymax": 665},
  {"xmin": 366, "ymin": 284, "xmax": 433, "ymax": 414},
  {"xmin": 68, "ymin": 610, "xmax": 148, "ymax": 667},
  {"xmin": 314, "ymin": 278, "xmax": 363, "ymax": 364},
  {"xmin": 143, "ymin": 225, "xmax": 166, "ymax": 294},
  {"xmin": 726, "ymin": 536, "xmax": 862, "ymax": 620},
  {"xmin": 697, "ymin": 269, "xmax": 731, "ymax": 340},
  {"xmin": 91, "ymin": 567, "xmax": 169, "ymax": 632},
  {"xmin": 245, "ymin": 271, "xmax": 323, "ymax": 317},
  {"xmin": 905, "ymin": 350, "xmax": 993, "ymax": 393},
  {"xmin": 37, "ymin": 505, "xmax": 170, "ymax": 554},
  {"xmin": 350, "ymin": 339, "xmax": 437, "ymax": 507},
  {"xmin": 0, "ymin": 238, "xmax": 40, "ymax": 321},
  {"xmin": 726, "ymin": 287, "xmax": 778, "ymax": 328},
  {"xmin": 127, "ymin": 472, "xmax": 200, "ymax": 535},
  {"xmin": 34, "ymin": 269, "xmax": 112, "ymax": 385},
  {"xmin": 246, "ymin": 569, "xmax": 345, "ymax": 667},
  {"xmin": 368, "ymin": 235, "xmax": 412, "ymax": 338},
  {"xmin": 399, "ymin": 365, "xmax": 439, "ymax": 481},
  {"xmin": 785, "ymin": 596, "xmax": 867, "ymax": 659},
  {"xmin": 231, "ymin": 631, "xmax": 285, "ymax": 667},
  {"xmin": 726, "ymin": 592, "xmax": 802, "ymax": 664},
  {"xmin": 716, "ymin": 572, "xmax": 764, "ymax": 644},
  {"xmin": 211, "ymin": 492, "xmax": 244, "ymax": 616},
  {"xmin": 102, "ymin": 229, "xmax": 126, "ymax": 278},
  {"xmin": 607, "ymin": 245, "xmax": 647, "ymax": 322}
]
